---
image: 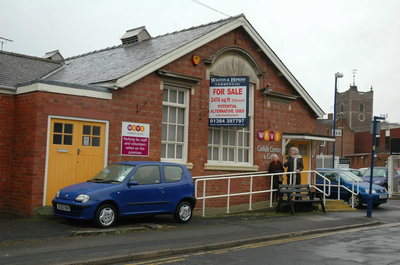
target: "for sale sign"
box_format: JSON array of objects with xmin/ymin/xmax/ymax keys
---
[
  {"xmin": 121, "ymin": 122, "xmax": 150, "ymax": 157},
  {"xmin": 209, "ymin": 76, "xmax": 249, "ymax": 127}
]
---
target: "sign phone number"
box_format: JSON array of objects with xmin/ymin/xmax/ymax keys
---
[{"xmin": 209, "ymin": 118, "xmax": 246, "ymax": 126}]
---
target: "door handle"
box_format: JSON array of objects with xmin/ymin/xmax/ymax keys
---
[
  {"xmin": 77, "ymin": 148, "xmax": 80, "ymax": 155},
  {"xmin": 158, "ymin": 187, "xmax": 163, "ymax": 190}
]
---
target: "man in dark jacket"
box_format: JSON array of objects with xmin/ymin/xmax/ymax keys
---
[{"xmin": 284, "ymin": 147, "xmax": 304, "ymax": 185}]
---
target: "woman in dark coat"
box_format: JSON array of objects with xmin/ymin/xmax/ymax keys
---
[{"xmin": 268, "ymin": 154, "xmax": 284, "ymax": 202}]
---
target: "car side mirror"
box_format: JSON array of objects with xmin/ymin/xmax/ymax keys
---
[{"xmin": 128, "ymin": 181, "xmax": 138, "ymax": 186}]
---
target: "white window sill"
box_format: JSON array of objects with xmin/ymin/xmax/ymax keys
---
[
  {"xmin": 204, "ymin": 163, "xmax": 259, "ymax": 172},
  {"xmin": 160, "ymin": 159, "xmax": 194, "ymax": 170}
]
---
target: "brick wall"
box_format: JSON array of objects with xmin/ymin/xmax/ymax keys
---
[
  {"xmin": 0, "ymin": 94, "xmax": 14, "ymax": 211},
  {"xmin": 317, "ymin": 119, "xmax": 354, "ymax": 157},
  {"xmin": 7, "ymin": 27, "xmax": 319, "ymax": 215}
]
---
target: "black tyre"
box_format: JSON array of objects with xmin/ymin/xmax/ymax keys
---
[
  {"xmin": 94, "ymin": 204, "xmax": 117, "ymax": 228},
  {"xmin": 372, "ymin": 203, "xmax": 381, "ymax": 208},
  {"xmin": 348, "ymin": 194, "xmax": 363, "ymax": 209},
  {"xmin": 174, "ymin": 201, "xmax": 192, "ymax": 223}
]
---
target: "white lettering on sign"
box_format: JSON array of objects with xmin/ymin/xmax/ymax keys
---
[{"xmin": 257, "ymin": 145, "xmax": 282, "ymax": 160}]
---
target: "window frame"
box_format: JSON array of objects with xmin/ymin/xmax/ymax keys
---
[
  {"xmin": 161, "ymin": 83, "xmax": 190, "ymax": 164},
  {"xmin": 207, "ymin": 84, "xmax": 254, "ymax": 166}
]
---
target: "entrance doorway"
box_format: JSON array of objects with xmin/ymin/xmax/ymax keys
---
[
  {"xmin": 45, "ymin": 118, "xmax": 106, "ymax": 205},
  {"xmin": 284, "ymin": 140, "xmax": 309, "ymax": 185}
]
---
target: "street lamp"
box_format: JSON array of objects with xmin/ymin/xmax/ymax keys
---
[{"xmin": 332, "ymin": 72, "xmax": 344, "ymax": 168}]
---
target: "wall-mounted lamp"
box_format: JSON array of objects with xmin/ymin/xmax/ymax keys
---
[{"xmin": 260, "ymin": 84, "xmax": 273, "ymax": 94}]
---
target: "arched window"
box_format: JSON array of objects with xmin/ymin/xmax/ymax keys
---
[
  {"xmin": 340, "ymin": 103, "xmax": 344, "ymax": 113},
  {"xmin": 360, "ymin": 103, "xmax": 364, "ymax": 113}
]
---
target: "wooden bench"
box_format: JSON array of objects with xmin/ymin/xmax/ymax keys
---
[{"xmin": 276, "ymin": 184, "xmax": 326, "ymax": 215}]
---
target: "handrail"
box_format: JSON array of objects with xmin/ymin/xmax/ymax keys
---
[
  {"xmin": 192, "ymin": 171, "xmax": 269, "ymax": 179},
  {"xmin": 313, "ymin": 170, "xmax": 360, "ymax": 208},
  {"xmin": 194, "ymin": 170, "xmax": 332, "ymax": 216}
]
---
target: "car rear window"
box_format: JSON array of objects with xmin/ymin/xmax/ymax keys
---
[{"xmin": 163, "ymin": 166, "xmax": 184, "ymax": 183}]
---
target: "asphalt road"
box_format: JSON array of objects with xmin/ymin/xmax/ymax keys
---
[
  {"xmin": 123, "ymin": 222, "xmax": 400, "ymax": 265},
  {"xmin": 1, "ymin": 201, "xmax": 400, "ymax": 265}
]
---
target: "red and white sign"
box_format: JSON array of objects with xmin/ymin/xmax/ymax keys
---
[{"xmin": 121, "ymin": 122, "xmax": 150, "ymax": 157}]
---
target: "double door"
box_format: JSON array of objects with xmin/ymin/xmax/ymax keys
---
[{"xmin": 46, "ymin": 118, "xmax": 105, "ymax": 205}]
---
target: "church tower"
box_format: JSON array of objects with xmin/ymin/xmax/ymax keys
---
[{"xmin": 336, "ymin": 70, "xmax": 374, "ymax": 132}]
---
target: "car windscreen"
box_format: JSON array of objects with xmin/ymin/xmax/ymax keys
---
[
  {"xmin": 89, "ymin": 164, "xmax": 135, "ymax": 183},
  {"xmin": 340, "ymin": 172, "xmax": 363, "ymax": 182},
  {"xmin": 363, "ymin": 168, "xmax": 387, "ymax": 178}
]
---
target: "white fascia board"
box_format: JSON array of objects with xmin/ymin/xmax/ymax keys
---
[
  {"xmin": 16, "ymin": 83, "xmax": 112, "ymax": 100},
  {"xmin": 283, "ymin": 134, "xmax": 335, "ymax": 142},
  {"xmin": 241, "ymin": 22, "xmax": 324, "ymax": 118},
  {"xmin": 0, "ymin": 86, "xmax": 15, "ymax": 95},
  {"xmin": 115, "ymin": 19, "xmax": 244, "ymax": 88}
]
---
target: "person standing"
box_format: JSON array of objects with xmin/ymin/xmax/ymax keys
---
[
  {"xmin": 268, "ymin": 154, "xmax": 284, "ymax": 202},
  {"xmin": 284, "ymin": 147, "xmax": 304, "ymax": 185}
]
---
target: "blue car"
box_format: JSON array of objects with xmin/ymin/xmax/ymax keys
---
[
  {"xmin": 52, "ymin": 162, "xmax": 196, "ymax": 228},
  {"xmin": 316, "ymin": 168, "xmax": 388, "ymax": 208},
  {"xmin": 361, "ymin": 167, "xmax": 400, "ymax": 192}
]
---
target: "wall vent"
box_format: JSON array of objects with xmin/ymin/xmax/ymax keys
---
[{"xmin": 120, "ymin": 26, "xmax": 151, "ymax": 45}]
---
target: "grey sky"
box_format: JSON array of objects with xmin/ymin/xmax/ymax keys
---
[{"xmin": 1, "ymin": 0, "xmax": 399, "ymax": 122}]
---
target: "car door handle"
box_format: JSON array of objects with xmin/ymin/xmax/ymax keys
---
[{"xmin": 158, "ymin": 187, "xmax": 163, "ymax": 190}]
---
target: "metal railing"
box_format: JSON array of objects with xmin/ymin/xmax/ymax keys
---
[
  {"xmin": 313, "ymin": 170, "xmax": 360, "ymax": 208},
  {"xmin": 194, "ymin": 170, "xmax": 334, "ymax": 217}
]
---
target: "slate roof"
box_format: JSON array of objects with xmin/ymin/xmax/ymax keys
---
[
  {"xmin": 45, "ymin": 15, "xmax": 239, "ymax": 86},
  {"xmin": 0, "ymin": 51, "xmax": 62, "ymax": 87}
]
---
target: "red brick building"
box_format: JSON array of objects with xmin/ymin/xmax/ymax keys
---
[
  {"xmin": 317, "ymin": 113, "xmax": 355, "ymax": 158},
  {"xmin": 0, "ymin": 14, "xmax": 331, "ymax": 215},
  {"xmin": 349, "ymin": 127, "xmax": 400, "ymax": 168}
]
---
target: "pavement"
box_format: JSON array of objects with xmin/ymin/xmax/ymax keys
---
[{"xmin": 0, "ymin": 200, "xmax": 399, "ymax": 265}]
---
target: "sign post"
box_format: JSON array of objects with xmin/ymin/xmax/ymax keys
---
[
  {"xmin": 209, "ymin": 76, "xmax": 249, "ymax": 127},
  {"xmin": 367, "ymin": 116, "xmax": 385, "ymax": 218}
]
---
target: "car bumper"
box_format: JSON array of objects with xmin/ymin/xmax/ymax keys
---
[
  {"xmin": 360, "ymin": 193, "xmax": 388, "ymax": 204},
  {"xmin": 52, "ymin": 198, "xmax": 98, "ymax": 220}
]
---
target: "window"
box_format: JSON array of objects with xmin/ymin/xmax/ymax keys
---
[
  {"xmin": 163, "ymin": 166, "xmax": 184, "ymax": 183},
  {"xmin": 358, "ymin": 157, "xmax": 361, "ymax": 166},
  {"xmin": 299, "ymin": 144, "xmax": 308, "ymax": 157},
  {"xmin": 161, "ymin": 85, "xmax": 189, "ymax": 162},
  {"xmin": 207, "ymin": 84, "xmax": 254, "ymax": 165},
  {"xmin": 53, "ymin": 122, "xmax": 74, "ymax": 145},
  {"xmin": 208, "ymin": 127, "xmax": 250, "ymax": 163},
  {"xmin": 131, "ymin": 166, "xmax": 161, "ymax": 185},
  {"xmin": 365, "ymin": 156, "xmax": 368, "ymax": 165},
  {"xmin": 320, "ymin": 141, "xmax": 326, "ymax": 147},
  {"xmin": 360, "ymin": 103, "xmax": 364, "ymax": 113},
  {"xmin": 82, "ymin": 125, "xmax": 101, "ymax": 147},
  {"xmin": 285, "ymin": 143, "xmax": 295, "ymax": 155},
  {"xmin": 340, "ymin": 103, "xmax": 344, "ymax": 113}
]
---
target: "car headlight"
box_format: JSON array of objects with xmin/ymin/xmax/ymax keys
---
[
  {"xmin": 365, "ymin": 189, "xmax": 376, "ymax": 194},
  {"xmin": 55, "ymin": 191, "xmax": 60, "ymax": 199},
  {"xmin": 373, "ymin": 181, "xmax": 381, "ymax": 184},
  {"xmin": 75, "ymin": 194, "xmax": 90, "ymax": 203}
]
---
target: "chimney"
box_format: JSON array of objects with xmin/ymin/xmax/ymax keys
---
[
  {"xmin": 328, "ymin": 113, "xmax": 333, "ymax": 120},
  {"xmin": 120, "ymin": 26, "xmax": 151, "ymax": 45}
]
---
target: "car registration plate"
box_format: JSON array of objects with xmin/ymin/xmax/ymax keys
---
[
  {"xmin": 57, "ymin": 204, "xmax": 71, "ymax": 211},
  {"xmin": 379, "ymin": 194, "xmax": 387, "ymax": 199}
]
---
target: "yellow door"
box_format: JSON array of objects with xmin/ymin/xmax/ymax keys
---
[
  {"xmin": 284, "ymin": 141, "xmax": 309, "ymax": 185},
  {"xmin": 46, "ymin": 119, "xmax": 105, "ymax": 205}
]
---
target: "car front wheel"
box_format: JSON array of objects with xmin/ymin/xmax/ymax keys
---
[
  {"xmin": 174, "ymin": 201, "xmax": 192, "ymax": 223},
  {"xmin": 94, "ymin": 204, "xmax": 117, "ymax": 228},
  {"xmin": 348, "ymin": 194, "xmax": 363, "ymax": 208}
]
